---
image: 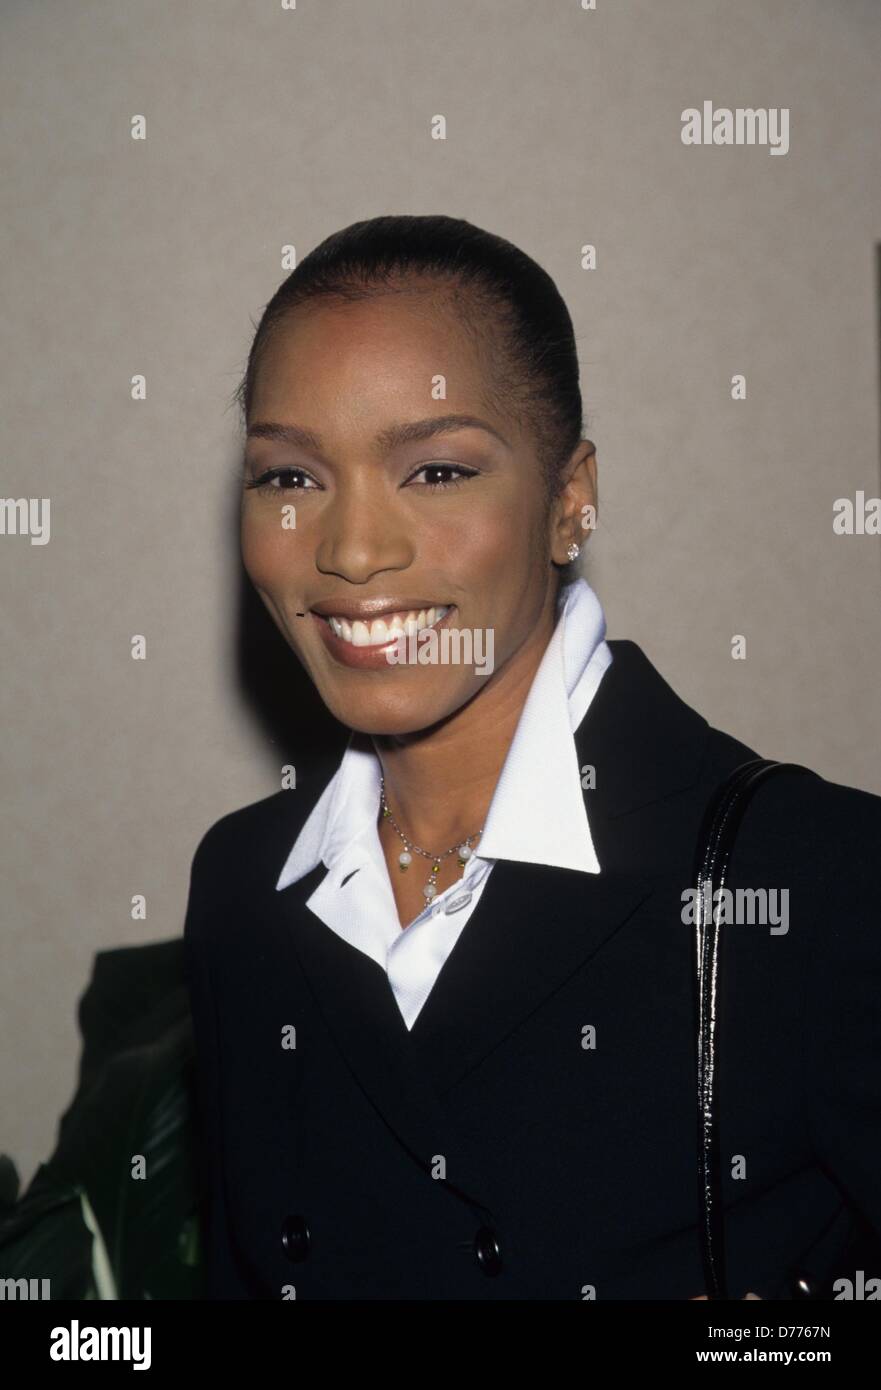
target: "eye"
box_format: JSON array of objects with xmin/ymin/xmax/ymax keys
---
[
  {"xmin": 244, "ymin": 466, "xmax": 320, "ymax": 494},
  {"xmin": 405, "ymin": 462, "xmax": 479, "ymax": 490}
]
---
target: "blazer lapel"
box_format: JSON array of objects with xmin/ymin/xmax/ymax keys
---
[
  {"xmin": 408, "ymin": 640, "xmax": 712, "ymax": 1092},
  {"xmin": 408, "ymin": 859, "xmax": 657, "ymax": 1094}
]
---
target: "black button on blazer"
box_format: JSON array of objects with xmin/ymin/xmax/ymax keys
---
[{"xmin": 183, "ymin": 640, "xmax": 881, "ymax": 1300}]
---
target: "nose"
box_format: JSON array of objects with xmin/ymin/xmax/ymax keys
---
[{"xmin": 314, "ymin": 481, "xmax": 414, "ymax": 584}]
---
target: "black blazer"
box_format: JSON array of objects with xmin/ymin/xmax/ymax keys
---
[{"xmin": 183, "ymin": 639, "xmax": 881, "ymax": 1300}]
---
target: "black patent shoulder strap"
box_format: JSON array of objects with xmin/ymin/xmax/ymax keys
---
[{"xmin": 693, "ymin": 756, "xmax": 815, "ymax": 1299}]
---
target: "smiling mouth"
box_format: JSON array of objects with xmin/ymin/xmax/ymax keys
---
[{"xmin": 320, "ymin": 605, "xmax": 453, "ymax": 648}]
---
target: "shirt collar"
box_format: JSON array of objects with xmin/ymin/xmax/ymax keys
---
[{"xmin": 276, "ymin": 576, "xmax": 611, "ymax": 890}]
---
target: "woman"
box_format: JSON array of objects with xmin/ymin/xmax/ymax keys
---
[{"xmin": 184, "ymin": 214, "xmax": 881, "ymax": 1300}]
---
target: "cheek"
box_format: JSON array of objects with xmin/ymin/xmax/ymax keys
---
[
  {"xmin": 443, "ymin": 494, "xmax": 549, "ymax": 617},
  {"xmin": 426, "ymin": 488, "xmax": 542, "ymax": 584},
  {"xmin": 240, "ymin": 508, "xmax": 303, "ymax": 590}
]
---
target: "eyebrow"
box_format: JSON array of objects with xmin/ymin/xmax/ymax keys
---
[{"xmin": 246, "ymin": 413, "xmax": 511, "ymax": 456}]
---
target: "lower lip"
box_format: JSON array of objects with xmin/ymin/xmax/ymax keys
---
[{"xmin": 311, "ymin": 607, "xmax": 457, "ymax": 670}]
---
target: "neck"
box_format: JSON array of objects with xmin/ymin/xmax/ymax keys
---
[{"xmin": 373, "ymin": 585, "xmax": 560, "ymax": 850}]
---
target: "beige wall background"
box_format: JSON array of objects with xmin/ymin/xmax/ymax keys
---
[{"xmin": 2, "ymin": 0, "xmax": 879, "ymax": 1189}]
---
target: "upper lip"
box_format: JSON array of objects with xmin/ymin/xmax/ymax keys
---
[{"xmin": 310, "ymin": 598, "xmax": 452, "ymax": 621}]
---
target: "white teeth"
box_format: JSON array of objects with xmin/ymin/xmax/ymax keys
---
[{"xmin": 327, "ymin": 605, "xmax": 450, "ymax": 647}]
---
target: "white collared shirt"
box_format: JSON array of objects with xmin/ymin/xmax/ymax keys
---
[{"xmin": 276, "ymin": 577, "xmax": 613, "ymax": 1029}]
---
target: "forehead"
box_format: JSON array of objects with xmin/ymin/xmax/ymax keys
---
[{"xmin": 250, "ymin": 286, "xmax": 504, "ymax": 423}]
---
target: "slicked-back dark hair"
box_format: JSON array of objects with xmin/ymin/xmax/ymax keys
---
[{"xmin": 234, "ymin": 214, "xmax": 584, "ymax": 503}]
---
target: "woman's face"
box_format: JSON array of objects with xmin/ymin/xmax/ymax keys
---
[{"xmin": 240, "ymin": 287, "xmax": 582, "ymax": 736}]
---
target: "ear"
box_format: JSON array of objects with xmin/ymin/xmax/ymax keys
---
[{"xmin": 550, "ymin": 439, "xmax": 597, "ymax": 565}]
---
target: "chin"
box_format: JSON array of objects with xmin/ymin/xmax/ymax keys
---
[{"xmin": 321, "ymin": 680, "xmax": 474, "ymax": 738}]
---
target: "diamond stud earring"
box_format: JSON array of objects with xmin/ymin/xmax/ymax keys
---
[{"xmin": 566, "ymin": 542, "xmax": 580, "ymax": 561}]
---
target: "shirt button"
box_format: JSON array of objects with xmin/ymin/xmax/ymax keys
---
[
  {"xmin": 445, "ymin": 891, "xmax": 473, "ymax": 914},
  {"xmin": 474, "ymin": 1226, "xmax": 503, "ymax": 1276},
  {"xmin": 281, "ymin": 1214, "xmax": 311, "ymax": 1262}
]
